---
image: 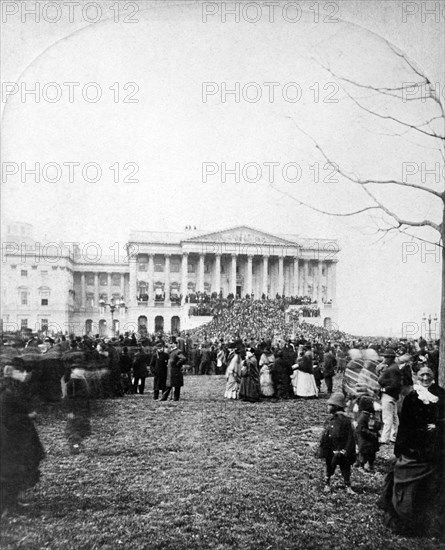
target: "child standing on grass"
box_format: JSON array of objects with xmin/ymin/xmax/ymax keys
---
[
  {"xmin": 317, "ymin": 392, "xmax": 356, "ymax": 494},
  {"xmin": 355, "ymin": 396, "xmax": 381, "ymax": 472}
]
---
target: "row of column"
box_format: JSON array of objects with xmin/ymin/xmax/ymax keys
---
[
  {"xmin": 79, "ymin": 272, "xmax": 126, "ymax": 308},
  {"xmin": 127, "ymin": 254, "xmax": 336, "ymax": 306}
]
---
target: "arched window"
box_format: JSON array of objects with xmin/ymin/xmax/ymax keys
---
[
  {"xmin": 171, "ymin": 316, "xmax": 180, "ymax": 333},
  {"xmin": 99, "ymin": 319, "xmax": 107, "ymax": 337},
  {"xmin": 154, "ymin": 315, "xmax": 164, "ymax": 332}
]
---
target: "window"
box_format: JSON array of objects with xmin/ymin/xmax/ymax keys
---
[
  {"xmin": 139, "ymin": 263, "xmax": 147, "ymax": 272},
  {"xmin": 170, "ymin": 259, "xmax": 180, "ymax": 273},
  {"xmin": 188, "ymin": 262, "xmax": 196, "ymax": 274},
  {"xmin": 20, "ymin": 291, "xmax": 28, "ymax": 305},
  {"xmin": 111, "ymin": 274, "xmax": 121, "ymax": 286},
  {"xmin": 154, "ymin": 258, "xmax": 164, "ymax": 272},
  {"xmin": 21, "ymin": 270, "xmax": 27, "ymax": 277},
  {"xmin": 41, "ymin": 319, "xmax": 48, "ymax": 331},
  {"xmin": 32, "ymin": 265, "xmax": 37, "ymax": 270},
  {"xmin": 86, "ymin": 274, "xmax": 94, "ymax": 286},
  {"xmin": 86, "ymin": 293, "xmax": 95, "ymax": 307},
  {"xmin": 21, "ymin": 319, "xmax": 28, "ymax": 329},
  {"xmin": 41, "ymin": 299, "xmax": 48, "ymax": 306},
  {"xmin": 99, "ymin": 274, "xmax": 108, "ymax": 286},
  {"xmin": 205, "ymin": 263, "xmax": 210, "ymax": 274}
]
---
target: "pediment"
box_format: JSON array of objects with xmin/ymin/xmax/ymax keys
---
[{"xmin": 184, "ymin": 226, "xmax": 298, "ymax": 247}]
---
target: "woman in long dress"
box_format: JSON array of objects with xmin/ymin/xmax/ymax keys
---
[
  {"xmin": 239, "ymin": 349, "xmax": 261, "ymax": 402},
  {"xmin": 259, "ymin": 346, "xmax": 275, "ymax": 397},
  {"xmin": 0, "ymin": 361, "xmax": 45, "ymax": 514},
  {"xmin": 291, "ymin": 351, "xmax": 318, "ymax": 398},
  {"xmin": 378, "ymin": 366, "xmax": 445, "ymax": 536},
  {"xmin": 224, "ymin": 348, "xmax": 242, "ymax": 399}
]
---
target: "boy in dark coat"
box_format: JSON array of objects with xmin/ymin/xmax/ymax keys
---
[
  {"xmin": 318, "ymin": 392, "xmax": 356, "ymax": 494},
  {"xmin": 355, "ymin": 396, "xmax": 381, "ymax": 472}
]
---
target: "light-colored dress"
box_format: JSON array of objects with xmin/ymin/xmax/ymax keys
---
[
  {"xmin": 260, "ymin": 365, "xmax": 274, "ymax": 397},
  {"xmin": 224, "ymin": 353, "xmax": 242, "ymax": 399},
  {"xmin": 291, "ymin": 364, "xmax": 318, "ymax": 398}
]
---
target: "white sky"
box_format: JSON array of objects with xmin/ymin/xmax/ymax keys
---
[{"xmin": 1, "ymin": 0, "xmax": 443, "ymax": 337}]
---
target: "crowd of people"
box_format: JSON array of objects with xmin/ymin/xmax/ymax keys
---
[{"xmin": 0, "ymin": 296, "xmax": 443, "ymax": 537}]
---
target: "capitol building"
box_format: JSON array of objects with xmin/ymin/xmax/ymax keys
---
[{"xmin": 1, "ymin": 222, "xmax": 339, "ymax": 336}]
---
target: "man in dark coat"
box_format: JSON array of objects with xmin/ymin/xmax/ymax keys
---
[
  {"xmin": 271, "ymin": 350, "xmax": 293, "ymax": 399},
  {"xmin": 190, "ymin": 344, "xmax": 201, "ymax": 375},
  {"xmin": 150, "ymin": 343, "xmax": 169, "ymax": 400},
  {"xmin": 132, "ymin": 345, "xmax": 149, "ymax": 395},
  {"xmin": 323, "ymin": 347, "xmax": 337, "ymax": 395},
  {"xmin": 161, "ymin": 339, "xmax": 186, "ymax": 401}
]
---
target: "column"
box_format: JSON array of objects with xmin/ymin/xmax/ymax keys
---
[
  {"xmin": 303, "ymin": 260, "xmax": 309, "ymax": 296},
  {"xmin": 214, "ymin": 254, "xmax": 221, "ymax": 295},
  {"xmin": 120, "ymin": 272, "xmax": 125, "ymax": 300},
  {"xmin": 331, "ymin": 262, "xmax": 337, "ymax": 304},
  {"xmin": 181, "ymin": 253, "xmax": 188, "ymax": 298},
  {"xmin": 148, "ymin": 254, "xmax": 154, "ymax": 305},
  {"xmin": 278, "ymin": 256, "xmax": 284, "ymax": 296},
  {"xmin": 94, "ymin": 272, "xmax": 99, "ymax": 307},
  {"xmin": 230, "ymin": 254, "xmax": 237, "ymax": 296},
  {"xmin": 317, "ymin": 261, "xmax": 323, "ymax": 303},
  {"xmin": 129, "ymin": 258, "xmax": 137, "ymax": 307},
  {"xmin": 262, "ymin": 255, "xmax": 269, "ymax": 296},
  {"xmin": 107, "ymin": 273, "xmax": 111, "ymax": 299},
  {"xmin": 293, "ymin": 258, "xmax": 299, "ymax": 296},
  {"xmin": 80, "ymin": 272, "xmax": 86, "ymax": 307},
  {"xmin": 246, "ymin": 255, "xmax": 253, "ymax": 295},
  {"xmin": 165, "ymin": 254, "xmax": 170, "ymax": 303},
  {"xmin": 198, "ymin": 253, "xmax": 205, "ymax": 292}
]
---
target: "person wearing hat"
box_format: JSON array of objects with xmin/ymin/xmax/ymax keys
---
[
  {"xmin": 317, "ymin": 392, "xmax": 356, "ymax": 494},
  {"xmin": 160, "ymin": 339, "xmax": 187, "ymax": 401},
  {"xmin": 150, "ymin": 342, "xmax": 169, "ymax": 400},
  {"xmin": 378, "ymin": 365, "xmax": 445, "ymax": 535},
  {"xmin": 378, "ymin": 349, "xmax": 402, "ymax": 444}
]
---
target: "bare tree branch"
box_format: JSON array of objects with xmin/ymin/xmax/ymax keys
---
[
  {"xmin": 361, "ymin": 185, "xmax": 442, "ymax": 232},
  {"xmin": 284, "ymin": 116, "xmax": 444, "ymax": 199}
]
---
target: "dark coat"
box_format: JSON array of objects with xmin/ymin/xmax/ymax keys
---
[
  {"xmin": 151, "ymin": 350, "xmax": 169, "ymax": 393},
  {"xmin": 356, "ymin": 411, "xmax": 380, "ymax": 455},
  {"xmin": 394, "ymin": 384, "xmax": 445, "ymax": 463},
  {"xmin": 133, "ymin": 352, "xmax": 149, "ymax": 378},
  {"xmin": 166, "ymin": 348, "xmax": 186, "ymax": 387},
  {"xmin": 378, "ymin": 363, "xmax": 402, "ymax": 399},
  {"xmin": 318, "ymin": 412, "xmax": 356, "ymax": 464},
  {"xmin": 119, "ymin": 353, "xmax": 132, "ymax": 375},
  {"xmin": 323, "ymin": 352, "xmax": 337, "ymax": 377},
  {"xmin": 271, "ymin": 357, "xmax": 293, "ymax": 398},
  {"xmin": 0, "ymin": 382, "xmax": 45, "ymax": 495}
]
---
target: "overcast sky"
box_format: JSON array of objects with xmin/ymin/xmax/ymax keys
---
[{"xmin": 1, "ymin": 0, "xmax": 443, "ymax": 337}]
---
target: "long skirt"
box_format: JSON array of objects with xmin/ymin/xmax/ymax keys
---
[
  {"xmin": 224, "ymin": 373, "xmax": 239, "ymax": 399},
  {"xmin": 291, "ymin": 371, "xmax": 318, "ymax": 398},
  {"xmin": 260, "ymin": 370, "xmax": 274, "ymax": 397},
  {"xmin": 239, "ymin": 376, "xmax": 261, "ymax": 402},
  {"xmin": 377, "ymin": 454, "xmax": 443, "ymax": 535}
]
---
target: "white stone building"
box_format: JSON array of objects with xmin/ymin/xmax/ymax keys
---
[{"xmin": 1, "ymin": 223, "xmax": 339, "ymax": 336}]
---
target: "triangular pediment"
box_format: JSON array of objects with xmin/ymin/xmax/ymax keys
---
[{"xmin": 183, "ymin": 226, "xmax": 299, "ymax": 246}]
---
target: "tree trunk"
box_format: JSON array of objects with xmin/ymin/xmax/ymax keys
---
[{"xmin": 439, "ymin": 220, "xmax": 445, "ymax": 388}]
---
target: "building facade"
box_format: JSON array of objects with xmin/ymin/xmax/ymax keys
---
[{"xmin": 1, "ymin": 223, "xmax": 339, "ymax": 336}]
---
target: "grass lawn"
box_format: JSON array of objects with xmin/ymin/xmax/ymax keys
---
[{"xmin": 1, "ymin": 375, "xmax": 443, "ymax": 550}]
